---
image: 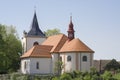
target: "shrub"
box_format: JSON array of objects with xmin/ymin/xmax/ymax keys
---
[
  {"xmin": 113, "ymin": 73, "xmax": 120, "ymax": 80},
  {"xmin": 69, "ymin": 70, "xmax": 83, "ymax": 79},
  {"xmin": 91, "ymin": 74, "xmax": 102, "ymax": 80},
  {"xmin": 60, "ymin": 73, "xmax": 72, "ymax": 80},
  {"xmin": 52, "ymin": 77, "xmax": 60, "ymax": 80},
  {"xmin": 101, "ymin": 71, "xmax": 118, "ymax": 80},
  {"xmin": 83, "ymin": 73, "xmax": 91, "ymax": 80}
]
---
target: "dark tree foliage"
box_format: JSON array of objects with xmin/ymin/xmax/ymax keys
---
[
  {"xmin": 0, "ymin": 24, "xmax": 22, "ymax": 74},
  {"xmin": 104, "ymin": 59, "xmax": 120, "ymax": 71}
]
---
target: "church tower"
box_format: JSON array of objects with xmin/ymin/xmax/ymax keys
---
[
  {"xmin": 67, "ymin": 16, "xmax": 75, "ymax": 41},
  {"xmin": 22, "ymin": 12, "xmax": 46, "ymax": 53}
]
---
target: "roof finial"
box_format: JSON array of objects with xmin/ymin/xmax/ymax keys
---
[
  {"xmin": 34, "ymin": 6, "xmax": 36, "ymax": 13},
  {"xmin": 70, "ymin": 13, "xmax": 72, "ymax": 22}
]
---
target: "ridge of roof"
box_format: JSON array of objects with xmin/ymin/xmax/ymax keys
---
[
  {"xmin": 59, "ymin": 38, "xmax": 94, "ymax": 53},
  {"xmin": 42, "ymin": 34, "xmax": 68, "ymax": 53},
  {"xmin": 51, "ymin": 34, "xmax": 68, "ymax": 52}
]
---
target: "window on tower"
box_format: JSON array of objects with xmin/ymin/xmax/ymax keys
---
[{"xmin": 33, "ymin": 41, "xmax": 39, "ymax": 46}]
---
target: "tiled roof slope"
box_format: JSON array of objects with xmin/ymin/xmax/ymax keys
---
[
  {"xmin": 27, "ymin": 12, "xmax": 45, "ymax": 37},
  {"xmin": 59, "ymin": 38, "xmax": 94, "ymax": 53},
  {"xmin": 21, "ymin": 45, "xmax": 53, "ymax": 58},
  {"xmin": 42, "ymin": 34, "xmax": 68, "ymax": 53}
]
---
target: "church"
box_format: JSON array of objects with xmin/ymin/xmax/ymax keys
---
[{"xmin": 20, "ymin": 12, "xmax": 94, "ymax": 74}]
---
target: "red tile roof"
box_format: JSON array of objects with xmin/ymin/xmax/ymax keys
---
[
  {"xmin": 42, "ymin": 34, "xmax": 68, "ymax": 53},
  {"xmin": 59, "ymin": 38, "xmax": 94, "ymax": 53},
  {"xmin": 21, "ymin": 34, "xmax": 94, "ymax": 59},
  {"xmin": 21, "ymin": 45, "xmax": 53, "ymax": 58}
]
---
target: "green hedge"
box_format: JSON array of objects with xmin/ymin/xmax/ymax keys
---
[{"xmin": 0, "ymin": 70, "xmax": 120, "ymax": 80}]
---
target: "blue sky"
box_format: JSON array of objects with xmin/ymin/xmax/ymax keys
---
[{"xmin": 0, "ymin": 0, "xmax": 120, "ymax": 60}]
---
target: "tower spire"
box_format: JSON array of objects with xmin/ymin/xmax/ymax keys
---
[
  {"xmin": 70, "ymin": 13, "xmax": 72, "ymax": 22},
  {"xmin": 27, "ymin": 12, "xmax": 45, "ymax": 37},
  {"xmin": 67, "ymin": 16, "xmax": 75, "ymax": 41}
]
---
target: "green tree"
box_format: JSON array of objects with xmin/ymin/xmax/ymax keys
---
[
  {"xmin": 0, "ymin": 34, "xmax": 4, "ymax": 51},
  {"xmin": 44, "ymin": 28, "xmax": 61, "ymax": 37},
  {"xmin": 54, "ymin": 60, "xmax": 64, "ymax": 75},
  {"xmin": 0, "ymin": 25, "xmax": 6, "ymax": 50},
  {"xmin": 0, "ymin": 25, "xmax": 7, "ymax": 73},
  {"xmin": 104, "ymin": 59, "xmax": 120, "ymax": 74},
  {"xmin": 0, "ymin": 24, "xmax": 22, "ymax": 73}
]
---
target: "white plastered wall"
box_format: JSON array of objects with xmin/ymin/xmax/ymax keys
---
[
  {"xmin": 60, "ymin": 52, "xmax": 93, "ymax": 73},
  {"xmin": 22, "ymin": 37, "xmax": 46, "ymax": 53},
  {"xmin": 80, "ymin": 53, "xmax": 93, "ymax": 72},
  {"xmin": 21, "ymin": 58, "xmax": 52, "ymax": 74},
  {"xmin": 60, "ymin": 53, "xmax": 76, "ymax": 73},
  {"xmin": 21, "ymin": 58, "xmax": 30, "ymax": 74},
  {"xmin": 51, "ymin": 53, "xmax": 59, "ymax": 74}
]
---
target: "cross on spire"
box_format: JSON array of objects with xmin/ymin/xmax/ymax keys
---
[
  {"xmin": 34, "ymin": 6, "xmax": 36, "ymax": 13},
  {"xmin": 70, "ymin": 13, "xmax": 72, "ymax": 22}
]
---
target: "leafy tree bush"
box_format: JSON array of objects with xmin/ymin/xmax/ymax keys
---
[
  {"xmin": 0, "ymin": 71, "xmax": 120, "ymax": 80},
  {"xmin": 104, "ymin": 59, "xmax": 120, "ymax": 72},
  {"xmin": 54, "ymin": 60, "xmax": 64, "ymax": 75},
  {"xmin": 101, "ymin": 71, "xmax": 117, "ymax": 80},
  {"xmin": 60, "ymin": 73, "xmax": 72, "ymax": 80},
  {"xmin": 83, "ymin": 72, "xmax": 91, "ymax": 80},
  {"xmin": 0, "ymin": 24, "xmax": 22, "ymax": 73},
  {"xmin": 113, "ymin": 73, "xmax": 120, "ymax": 79},
  {"xmin": 91, "ymin": 74, "xmax": 102, "ymax": 80},
  {"xmin": 68, "ymin": 70, "xmax": 82, "ymax": 79},
  {"xmin": 90, "ymin": 67, "xmax": 98, "ymax": 75},
  {"xmin": 52, "ymin": 77, "xmax": 60, "ymax": 80},
  {"xmin": 44, "ymin": 28, "xmax": 61, "ymax": 37}
]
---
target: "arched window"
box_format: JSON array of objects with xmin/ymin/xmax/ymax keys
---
[
  {"xmin": 67, "ymin": 56, "xmax": 71, "ymax": 62},
  {"xmin": 83, "ymin": 56, "xmax": 87, "ymax": 62},
  {"xmin": 33, "ymin": 41, "xmax": 39, "ymax": 46},
  {"xmin": 24, "ymin": 61, "xmax": 26, "ymax": 69},
  {"xmin": 36, "ymin": 62, "xmax": 39, "ymax": 69}
]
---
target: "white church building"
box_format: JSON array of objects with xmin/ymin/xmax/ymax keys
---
[{"xmin": 20, "ymin": 12, "xmax": 94, "ymax": 74}]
